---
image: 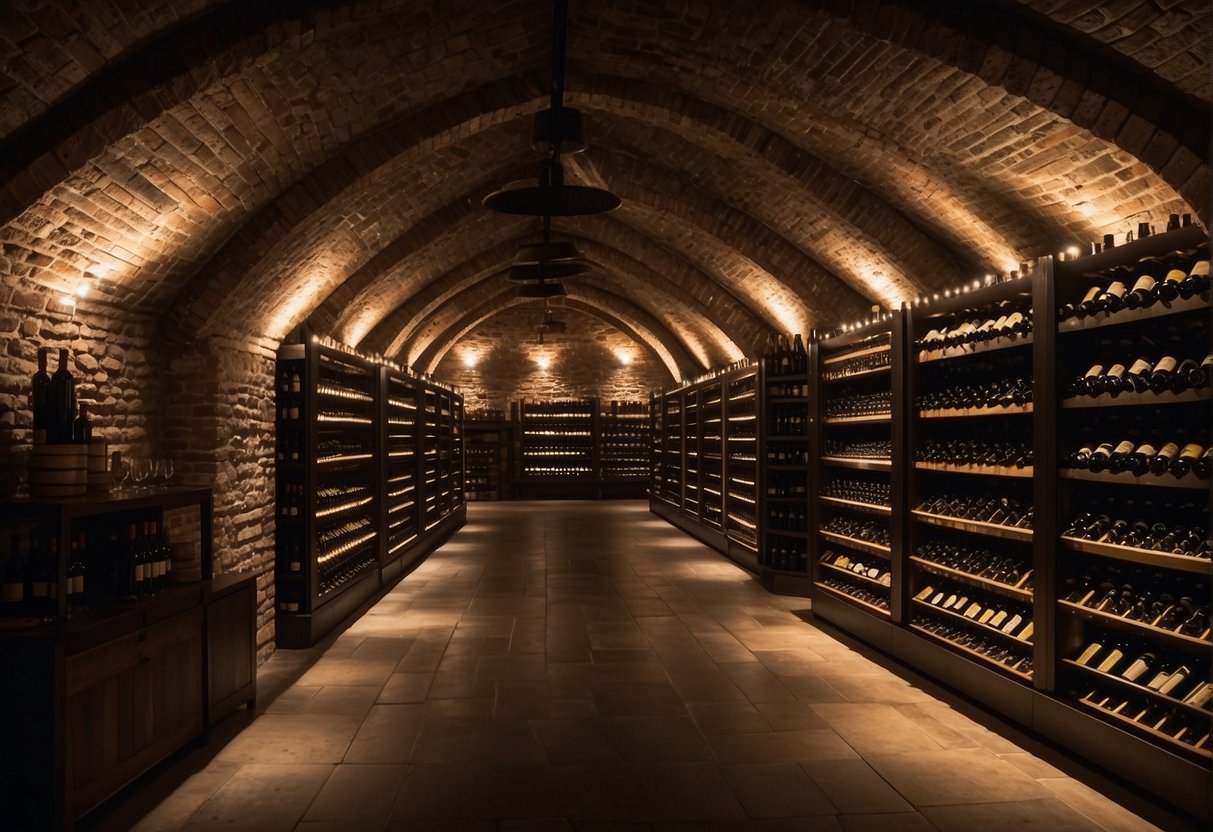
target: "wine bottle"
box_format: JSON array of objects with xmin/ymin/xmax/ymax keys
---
[
  {"xmin": 72, "ymin": 402, "xmax": 92, "ymax": 444},
  {"xmin": 1148, "ymin": 355, "xmax": 1178, "ymax": 392},
  {"xmin": 1129, "ymin": 440, "xmax": 1158, "ymax": 476},
  {"xmin": 1148, "ymin": 441, "xmax": 1180, "ymax": 475},
  {"xmin": 1194, "ymin": 447, "xmax": 1212, "ymax": 479},
  {"xmin": 1099, "ymin": 364, "xmax": 1127, "ymax": 396},
  {"xmin": 1124, "ymin": 358, "xmax": 1153, "ymax": 393},
  {"xmin": 1155, "ymin": 252, "xmax": 1188, "ymax": 302},
  {"xmin": 31, "ymin": 348, "xmax": 50, "ymax": 445},
  {"xmin": 1169, "ymin": 443, "xmax": 1205, "ymax": 477},
  {"xmin": 1124, "ymin": 259, "xmax": 1161, "ymax": 309},
  {"xmin": 47, "ymin": 348, "xmax": 76, "ymax": 443},
  {"xmin": 1099, "ymin": 280, "xmax": 1129, "ymax": 313},
  {"xmin": 1179, "ymin": 244, "xmax": 1209, "ymax": 299},
  {"xmin": 1168, "ymin": 359, "xmax": 1203, "ymax": 393},
  {"xmin": 130, "ymin": 523, "xmax": 148, "ymax": 598},
  {"xmin": 1087, "ymin": 442, "xmax": 1119, "ymax": 473},
  {"xmin": 1061, "ymin": 285, "xmax": 1101, "ymax": 320},
  {"xmin": 68, "ymin": 532, "xmax": 87, "ymax": 607},
  {"xmin": 1074, "ymin": 363, "xmax": 1104, "ymax": 397}
]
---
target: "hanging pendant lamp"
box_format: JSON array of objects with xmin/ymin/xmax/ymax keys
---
[
  {"xmin": 516, "ymin": 281, "xmax": 568, "ymax": 299},
  {"xmin": 483, "ymin": 0, "xmax": 620, "ymax": 217}
]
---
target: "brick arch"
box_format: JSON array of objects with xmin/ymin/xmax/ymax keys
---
[
  {"xmin": 358, "ymin": 230, "xmax": 735, "ymax": 373},
  {"xmin": 348, "ymin": 210, "xmax": 764, "ymax": 366},
  {"xmin": 406, "ymin": 280, "xmax": 695, "ymax": 380},
  {"xmin": 0, "ymin": 0, "xmax": 1204, "ymax": 350}
]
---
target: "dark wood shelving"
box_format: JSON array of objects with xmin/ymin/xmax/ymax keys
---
[
  {"xmin": 911, "ymin": 509, "xmax": 1033, "ymax": 542},
  {"xmin": 820, "ymin": 456, "xmax": 892, "ymax": 471},
  {"xmin": 818, "ymin": 495, "xmax": 892, "ymax": 515},
  {"xmin": 814, "ymin": 581, "xmax": 891, "ymax": 616},
  {"xmin": 1061, "ymin": 387, "xmax": 1210, "ymax": 409},
  {"xmin": 914, "ymin": 461, "xmax": 1034, "ymax": 478},
  {"xmin": 819, "ymin": 559, "xmax": 891, "ymax": 589},
  {"xmin": 909, "ymin": 623, "xmax": 1034, "ymax": 683},
  {"xmin": 824, "ymin": 413, "xmax": 892, "ymax": 425},
  {"xmin": 821, "ymin": 342, "xmax": 890, "ymax": 365},
  {"xmin": 819, "ymin": 529, "xmax": 892, "ymax": 557},
  {"xmin": 1064, "ymin": 660, "xmax": 1211, "ymax": 720},
  {"xmin": 1059, "ymin": 468, "xmax": 1206, "ymax": 490},
  {"xmin": 910, "ymin": 556, "xmax": 1033, "ymax": 602},
  {"xmin": 1059, "ymin": 535, "xmax": 1211, "ymax": 574},
  {"xmin": 916, "ymin": 332, "xmax": 1033, "ymax": 363},
  {"xmin": 821, "ymin": 364, "xmax": 891, "ymax": 383},
  {"xmin": 918, "ymin": 403, "xmax": 1033, "ymax": 418},
  {"xmin": 1057, "ymin": 600, "xmax": 1211, "ymax": 653},
  {"xmin": 911, "ymin": 598, "xmax": 1033, "ymax": 645},
  {"xmin": 1072, "ymin": 696, "xmax": 1211, "ymax": 762},
  {"xmin": 1058, "ymin": 293, "xmax": 1209, "ymax": 334}
]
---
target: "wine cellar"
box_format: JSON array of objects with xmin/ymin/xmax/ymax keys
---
[
  {"xmin": 0, "ymin": 0, "xmax": 1209, "ymax": 828},
  {"xmin": 649, "ymin": 224, "xmax": 1211, "ymax": 819}
]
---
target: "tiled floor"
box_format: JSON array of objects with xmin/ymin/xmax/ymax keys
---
[{"xmin": 91, "ymin": 501, "xmax": 1195, "ymax": 832}]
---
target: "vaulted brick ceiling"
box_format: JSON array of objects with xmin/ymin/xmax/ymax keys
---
[{"xmin": 1, "ymin": 0, "xmax": 1207, "ymax": 381}]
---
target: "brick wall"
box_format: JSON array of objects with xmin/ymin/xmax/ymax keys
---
[{"xmin": 433, "ymin": 305, "xmax": 673, "ymax": 412}]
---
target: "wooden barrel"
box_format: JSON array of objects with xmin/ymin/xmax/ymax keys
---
[
  {"xmin": 87, "ymin": 438, "xmax": 110, "ymax": 493},
  {"xmin": 29, "ymin": 443, "xmax": 87, "ymax": 499}
]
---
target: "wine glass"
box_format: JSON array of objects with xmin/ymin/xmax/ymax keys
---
[
  {"xmin": 162, "ymin": 458, "xmax": 175, "ymax": 488},
  {"xmin": 150, "ymin": 458, "xmax": 167, "ymax": 489},
  {"xmin": 114, "ymin": 460, "xmax": 130, "ymax": 494},
  {"xmin": 130, "ymin": 459, "xmax": 149, "ymax": 492}
]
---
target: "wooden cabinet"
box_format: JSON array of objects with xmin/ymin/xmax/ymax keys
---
[
  {"xmin": 65, "ymin": 608, "xmax": 203, "ymax": 819},
  {"xmin": 205, "ymin": 574, "xmax": 257, "ymax": 727}
]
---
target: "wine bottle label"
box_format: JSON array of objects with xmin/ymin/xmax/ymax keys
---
[
  {"xmin": 989, "ymin": 610, "xmax": 1008, "ymax": 628},
  {"xmin": 1164, "ymin": 268, "xmax": 1187, "ymax": 283},
  {"xmin": 1158, "ymin": 667, "xmax": 1190, "ymax": 695},
  {"xmin": 1104, "ymin": 364, "xmax": 1125, "ymax": 378},
  {"xmin": 1122, "ymin": 657, "xmax": 1151, "ymax": 681},
  {"xmin": 1096, "ymin": 648, "xmax": 1124, "ymax": 673},
  {"xmin": 978, "ymin": 608, "xmax": 996, "ymax": 624},
  {"xmin": 1080, "ymin": 285, "xmax": 1101, "ymax": 303},
  {"xmin": 943, "ymin": 594, "xmax": 958, "ymax": 609},
  {"xmin": 1111, "ymin": 440, "xmax": 1135, "ymax": 455},
  {"xmin": 1178, "ymin": 442, "xmax": 1204, "ymax": 460},
  {"xmin": 1154, "ymin": 441, "xmax": 1179, "ymax": 460},
  {"xmin": 1130, "ymin": 275, "xmax": 1156, "ymax": 293},
  {"xmin": 963, "ymin": 602, "xmax": 982, "ymax": 618},
  {"xmin": 1, "ymin": 582, "xmax": 22, "ymax": 602},
  {"xmin": 1000, "ymin": 613, "xmax": 1023, "ymax": 634},
  {"xmin": 991, "ymin": 315, "xmax": 1008, "ymax": 330},
  {"xmin": 1152, "ymin": 356, "xmax": 1177, "ymax": 374},
  {"xmin": 1202, "ymin": 354, "xmax": 1213, "ymax": 369},
  {"xmin": 1093, "ymin": 443, "xmax": 1115, "ymax": 456},
  {"xmin": 1184, "ymin": 682, "xmax": 1213, "ymax": 708},
  {"xmin": 135, "ymin": 563, "xmax": 145, "ymax": 581},
  {"xmin": 1004, "ymin": 312, "xmax": 1024, "ymax": 327},
  {"xmin": 31, "ymin": 581, "xmax": 48, "ymax": 599},
  {"xmin": 1083, "ymin": 364, "xmax": 1104, "ymax": 378},
  {"xmin": 1134, "ymin": 443, "xmax": 1157, "ymax": 458},
  {"xmin": 1017, "ymin": 621, "xmax": 1034, "ymax": 641},
  {"xmin": 1191, "ymin": 260, "xmax": 1210, "ymax": 278},
  {"xmin": 1104, "ymin": 281, "xmax": 1127, "ymax": 298},
  {"xmin": 72, "ymin": 575, "xmax": 84, "ymax": 594},
  {"xmin": 1146, "ymin": 671, "xmax": 1170, "ymax": 691},
  {"xmin": 1127, "ymin": 358, "xmax": 1153, "ymax": 375},
  {"xmin": 1076, "ymin": 643, "xmax": 1103, "ymax": 665}
]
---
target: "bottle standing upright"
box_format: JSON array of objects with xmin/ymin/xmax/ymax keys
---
[
  {"xmin": 47, "ymin": 348, "xmax": 76, "ymax": 444},
  {"xmin": 31, "ymin": 348, "xmax": 50, "ymax": 445}
]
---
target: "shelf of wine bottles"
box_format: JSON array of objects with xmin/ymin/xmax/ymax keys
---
[
  {"xmin": 907, "ymin": 277, "xmax": 1040, "ymax": 682},
  {"xmin": 760, "ymin": 334, "xmax": 810, "ymax": 575},
  {"xmin": 274, "ymin": 339, "xmax": 465, "ymax": 646},
  {"xmin": 601, "ymin": 402, "xmax": 650, "ymax": 481},
  {"xmin": 681, "ymin": 391, "xmax": 701, "ymax": 516},
  {"xmin": 385, "ymin": 371, "xmax": 419, "ymax": 552},
  {"xmin": 814, "ymin": 324, "xmax": 899, "ymax": 611},
  {"xmin": 725, "ymin": 372, "xmax": 759, "ymax": 551},
  {"xmin": 1052, "ymin": 227, "xmax": 1210, "ymax": 763},
  {"xmin": 465, "ymin": 419, "xmax": 511, "ymax": 501}
]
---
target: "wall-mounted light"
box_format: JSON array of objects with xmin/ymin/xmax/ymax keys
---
[
  {"xmin": 535, "ymin": 355, "xmax": 551, "ymax": 371},
  {"xmin": 615, "ymin": 349, "xmax": 633, "ymax": 366},
  {"xmin": 462, "ymin": 352, "xmax": 479, "ymax": 369}
]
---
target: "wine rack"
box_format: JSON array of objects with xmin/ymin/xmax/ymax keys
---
[
  {"xmin": 725, "ymin": 370, "xmax": 759, "ymax": 558},
  {"xmin": 383, "ymin": 369, "xmax": 419, "ymax": 558},
  {"xmin": 514, "ymin": 398, "xmax": 648, "ymax": 498},
  {"xmin": 762, "ymin": 347, "xmax": 810, "ymax": 584},
  {"xmin": 682, "ymin": 390, "xmax": 701, "ymax": 520},
  {"xmin": 464, "ymin": 417, "xmax": 513, "ymax": 500},
  {"xmin": 648, "ymin": 230, "xmax": 1211, "ymax": 819},
  {"xmin": 700, "ymin": 383, "xmax": 724, "ymax": 530},
  {"xmin": 813, "ymin": 319, "xmax": 902, "ymax": 620},
  {"xmin": 275, "ymin": 339, "xmax": 465, "ymax": 648},
  {"xmin": 660, "ymin": 394, "xmax": 683, "ymax": 506},
  {"xmin": 600, "ymin": 401, "xmax": 651, "ymax": 483},
  {"xmin": 1050, "ymin": 225, "xmax": 1211, "ymax": 771},
  {"xmin": 906, "ymin": 276, "xmax": 1039, "ymax": 684}
]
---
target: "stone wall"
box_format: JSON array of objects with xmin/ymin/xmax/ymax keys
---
[
  {"xmin": 432, "ymin": 305, "xmax": 674, "ymax": 412},
  {"xmin": 0, "ymin": 277, "xmax": 280, "ymax": 661}
]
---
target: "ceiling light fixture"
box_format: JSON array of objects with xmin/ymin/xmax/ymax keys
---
[{"xmin": 483, "ymin": 0, "xmax": 620, "ymax": 217}]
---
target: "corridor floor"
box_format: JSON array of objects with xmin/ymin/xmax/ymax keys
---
[{"xmin": 98, "ymin": 502, "xmax": 1189, "ymax": 832}]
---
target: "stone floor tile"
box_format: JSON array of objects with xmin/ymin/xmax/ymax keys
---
[
  {"xmin": 175, "ymin": 763, "xmax": 332, "ymax": 832},
  {"xmin": 687, "ymin": 701, "xmax": 773, "ymax": 735},
  {"xmin": 922, "ymin": 798, "xmax": 1107, "ymax": 832},
  {"xmin": 866, "ymin": 747, "xmax": 1050, "ymax": 806},
  {"xmin": 408, "ymin": 716, "xmax": 548, "ymax": 764},
  {"xmin": 1038, "ymin": 777, "xmax": 1172, "ymax": 832},
  {"xmin": 214, "ymin": 714, "xmax": 362, "ymax": 764},
  {"xmin": 799, "ymin": 759, "xmax": 913, "ymax": 814},
  {"xmin": 598, "ymin": 716, "xmax": 715, "ymax": 763},
  {"xmin": 721, "ymin": 763, "xmax": 836, "ymax": 817},
  {"xmin": 302, "ymin": 763, "xmax": 408, "ymax": 824},
  {"xmin": 342, "ymin": 704, "xmax": 425, "ymax": 764},
  {"xmin": 530, "ymin": 718, "xmax": 626, "ymax": 765},
  {"xmin": 563, "ymin": 764, "xmax": 747, "ymax": 823},
  {"xmin": 708, "ymin": 729, "xmax": 859, "ymax": 763},
  {"xmin": 838, "ymin": 813, "xmax": 939, "ymax": 832},
  {"xmin": 810, "ymin": 703, "xmax": 945, "ymax": 756},
  {"xmin": 590, "ymin": 680, "xmax": 688, "ymax": 716},
  {"xmin": 717, "ymin": 662, "xmax": 798, "ymax": 704},
  {"xmin": 302, "ymin": 684, "xmax": 383, "ymax": 717},
  {"xmin": 378, "ymin": 672, "xmax": 434, "ymax": 704}
]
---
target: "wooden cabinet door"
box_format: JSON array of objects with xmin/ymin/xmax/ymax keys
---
[
  {"xmin": 64, "ymin": 609, "xmax": 203, "ymax": 820},
  {"xmin": 207, "ymin": 582, "xmax": 256, "ymax": 724}
]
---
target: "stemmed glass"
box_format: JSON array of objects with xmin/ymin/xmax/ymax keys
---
[
  {"xmin": 113, "ymin": 460, "xmax": 130, "ymax": 494},
  {"xmin": 130, "ymin": 459, "xmax": 149, "ymax": 492},
  {"xmin": 162, "ymin": 459, "xmax": 175, "ymax": 488}
]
